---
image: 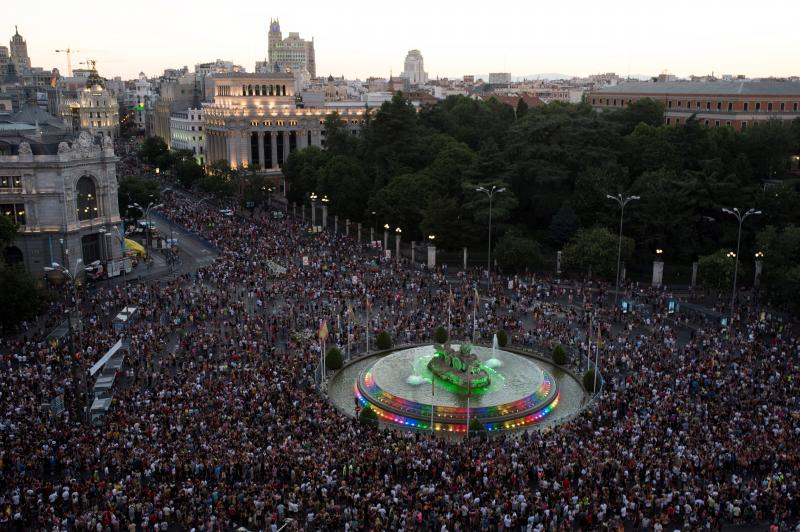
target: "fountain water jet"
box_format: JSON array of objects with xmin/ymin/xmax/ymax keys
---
[{"xmin": 485, "ymin": 333, "xmax": 503, "ymax": 369}]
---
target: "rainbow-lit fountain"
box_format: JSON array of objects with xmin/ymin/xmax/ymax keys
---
[{"xmin": 354, "ymin": 343, "xmax": 560, "ymax": 433}]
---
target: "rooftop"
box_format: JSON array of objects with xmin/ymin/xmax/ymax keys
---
[{"xmin": 593, "ymin": 81, "xmax": 800, "ymax": 96}]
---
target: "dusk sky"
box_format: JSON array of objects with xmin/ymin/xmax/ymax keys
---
[{"xmin": 7, "ymin": 0, "xmax": 800, "ymax": 81}]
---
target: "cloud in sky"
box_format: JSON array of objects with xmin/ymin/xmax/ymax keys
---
[{"xmin": 6, "ymin": 0, "xmax": 799, "ymax": 80}]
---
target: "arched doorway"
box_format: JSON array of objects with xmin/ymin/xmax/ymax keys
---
[
  {"xmin": 76, "ymin": 176, "xmax": 99, "ymax": 221},
  {"xmin": 3, "ymin": 246, "xmax": 23, "ymax": 265}
]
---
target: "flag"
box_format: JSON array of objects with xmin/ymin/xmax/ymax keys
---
[{"xmin": 318, "ymin": 319, "xmax": 329, "ymax": 341}]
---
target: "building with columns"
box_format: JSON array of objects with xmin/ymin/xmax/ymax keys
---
[{"xmin": 202, "ymin": 72, "xmax": 366, "ymax": 173}]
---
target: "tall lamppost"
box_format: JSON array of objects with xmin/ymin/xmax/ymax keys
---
[
  {"xmin": 395, "ymin": 227, "xmax": 402, "ymax": 261},
  {"xmin": 475, "ymin": 185, "xmax": 505, "ymax": 285},
  {"xmin": 606, "ymin": 194, "xmax": 640, "ymax": 306},
  {"xmin": 44, "ymin": 258, "xmax": 101, "ymax": 422},
  {"xmin": 427, "ymin": 234, "xmax": 436, "ymax": 269},
  {"xmin": 309, "ymin": 192, "xmax": 318, "ymax": 228},
  {"xmin": 383, "ymin": 223, "xmax": 389, "ymax": 254},
  {"xmin": 321, "ymin": 195, "xmax": 330, "ymax": 229},
  {"xmin": 722, "ymin": 207, "xmax": 761, "ymax": 324},
  {"xmin": 129, "ymin": 201, "xmax": 163, "ymax": 260}
]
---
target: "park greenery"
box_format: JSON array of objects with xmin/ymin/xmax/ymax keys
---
[
  {"xmin": 0, "ymin": 216, "xmax": 48, "ymax": 333},
  {"xmin": 150, "ymin": 93, "xmax": 800, "ymax": 311},
  {"xmin": 325, "ymin": 346, "xmax": 343, "ymax": 371},
  {"xmin": 279, "ymin": 94, "xmax": 800, "ymax": 311}
]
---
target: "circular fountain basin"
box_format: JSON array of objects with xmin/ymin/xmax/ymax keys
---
[{"xmin": 355, "ymin": 345, "xmax": 560, "ymax": 432}]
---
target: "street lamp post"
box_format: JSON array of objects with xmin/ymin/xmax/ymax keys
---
[
  {"xmin": 606, "ymin": 194, "xmax": 640, "ymax": 306},
  {"xmin": 129, "ymin": 201, "xmax": 163, "ymax": 261},
  {"xmin": 722, "ymin": 207, "xmax": 761, "ymax": 324},
  {"xmin": 395, "ymin": 227, "xmax": 402, "ymax": 261},
  {"xmin": 321, "ymin": 195, "xmax": 330, "ymax": 230},
  {"xmin": 427, "ymin": 234, "xmax": 436, "ymax": 269},
  {"xmin": 309, "ymin": 192, "xmax": 318, "ymax": 228},
  {"xmin": 44, "ymin": 258, "xmax": 101, "ymax": 423},
  {"xmin": 476, "ymin": 186, "xmax": 505, "ymax": 285},
  {"xmin": 383, "ymin": 223, "xmax": 389, "ymax": 255}
]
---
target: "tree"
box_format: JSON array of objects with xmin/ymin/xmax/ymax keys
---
[
  {"xmin": 118, "ymin": 176, "xmax": 160, "ymax": 218},
  {"xmin": 433, "ymin": 326, "xmax": 448, "ymax": 344},
  {"xmin": 605, "ymin": 97, "xmax": 665, "ymax": 134},
  {"xmin": 495, "ymin": 329, "xmax": 508, "ymax": 347},
  {"xmin": 376, "ymin": 331, "xmax": 392, "ymax": 350},
  {"xmin": 358, "ymin": 406, "xmax": 378, "ymax": 426},
  {"xmin": 173, "ymin": 153, "xmax": 205, "ymax": 189},
  {"xmin": 325, "ymin": 347, "xmax": 344, "ymax": 371},
  {"xmin": 548, "ymin": 202, "xmax": 582, "ymax": 246},
  {"xmin": 368, "ymin": 173, "xmax": 436, "ymax": 240},
  {"xmin": 468, "ymin": 417, "xmax": 486, "ymax": 436},
  {"xmin": 317, "ymin": 155, "xmax": 371, "ymax": 222},
  {"xmin": 697, "ymin": 249, "xmax": 737, "ymax": 293},
  {"xmin": 583, "ymin": 369, "xmax": 599, "ymax": 393},
  {"xmin": 0, "ymin": 218, "xmax": 48, "ymax": 333},
  {"xmin": 562, "ymin": 226, "xmax": 634, "ymax": 279},
  {"xmin": 139, "ymin": 136, "xmax": 169, "ymax": 165},
  {"xmin": 552, "ymin": 345, "xmax": 568, "ymax": 366},
  {"xmin": 515, "ymin": 98, "xmax": 529, "ymax": 120},
  {"xmin": 493, "ymin": 232, "xmax": 542, "ymax": 273},
  {"xmin": 755, "ymin": 225, "xmax": 800, "ymax": 313}
]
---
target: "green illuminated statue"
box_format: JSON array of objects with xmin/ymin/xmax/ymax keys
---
[{"xmin": 428, "ymin": 342, "xmax": 491, "ymax": 392}]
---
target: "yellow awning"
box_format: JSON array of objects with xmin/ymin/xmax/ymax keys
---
[{"xmin": 124, "ymin": 238, "xmax": 146, "ymax": 257}]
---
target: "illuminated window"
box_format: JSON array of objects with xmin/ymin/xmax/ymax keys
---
[
  {"xmin": 0, "ymin": 203, "xmax": 25, "ymax": 225},
  {"xmin": 0, "ymin": 176, "xmax": 22, "ymax": 189}
]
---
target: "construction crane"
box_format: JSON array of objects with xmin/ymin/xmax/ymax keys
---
[{"xmin": 55, "ymin": 48, "xmax": 81, "ymax": 77}]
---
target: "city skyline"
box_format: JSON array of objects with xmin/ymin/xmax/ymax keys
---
[{"xmin": 6, "ymin": 0, "xmax": 800, "ymax": 81}]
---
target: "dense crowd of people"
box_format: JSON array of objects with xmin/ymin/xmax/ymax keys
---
[{"xmin": 1, "ymin": 189, "xmax": 798, "ymax": 531}]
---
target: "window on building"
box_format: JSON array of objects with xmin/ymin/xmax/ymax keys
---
[
  {"xmin": 716, "ymin": 102, "xmax": 721, "ymax": 110},
  {"xmin": 795, "ymin": 103, "xmax": 799, "ymax": 111},
  {"xmin": 704, "ymin": 119, "xmax": 709, "ymax": 126},
  {"xmin": 755, "ymin": 102, "xmax": 761, "ymax": 111},
  {"xmin": 715, "ymin": 120, "xmax": 720, "ymax": 127},
  {"xmin": 76, "ymin": 176, "xmax": 99, "ymax": 221},
  {"xmin": 255, "ymin": 85, "xmax": 260, "ymax": 96},
  {"xmin": 706, "ymin": 102, "xmax": 711, "ymax": 110},
  {"xmin": 744, "ymin": 102, "xmax": 748, "ymax": 111},
  {"xmin": 768, "ymin": 102, "xmax": 773, "ymax": 111},
  {"xmin": 668, "ymin": 100, "xmax": 672, "ymax": 108},
  {"xmin": 728, "ymin": 102, "xmax": 733, "ymax": 111},
  {"xmin": 261, "ymin": 85, "xmax": 267, "ymax": 95},
  {"xmin": 0, "ymin": 203, "xmax": 25, "ymax": 225},
  {"xmin": 780, "ymin": 102, "xmax": 785, "ymax": 111},
  {"xmin": 677, "ymin": 101, "xmax": 681, "ymax": 108},
  {"xmin": 0, "ymin": 176, "xmax": 22, "ymax": 189},
  {"xmin": 242, "ymin": 84, "xmax": 247, "ymax": 96},
  {"xmin": 666, "ymin": 118, "xmax": 671, "ymax": 125},
  {"xmin": 741, "ymin": 122, "xmax": 747, "ymax": 129},
  {"xmin": 726, "ymin": 121, "xmax": 731, "ymax": 127}
]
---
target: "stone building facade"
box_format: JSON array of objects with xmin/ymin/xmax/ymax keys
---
[
  {"xmin": 202, "ymin": 72, "xmax": 366, "ymax": 172},
  {"xmin": 0, "ymin": 123, "xmax": 122, "ymax": 276}
]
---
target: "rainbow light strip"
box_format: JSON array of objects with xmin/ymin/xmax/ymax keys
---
[
  {"xmin": 354, "ymin": 365, "xmax": 560, "ymax": 432},
  {"xmin": 354, "ymin": 384, "xmax": 561, "ymax": 432}
]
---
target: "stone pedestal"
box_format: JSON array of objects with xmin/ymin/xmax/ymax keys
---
[
  {"xmin": 652, "ymin": 260, "xmax": 664, "ymax": 287},
  {"xmin": 754, "ymin": 260, "xmax": 763, "ymax": 288}
]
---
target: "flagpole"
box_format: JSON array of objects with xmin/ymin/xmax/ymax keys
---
[
  {"xmin": 594, "ymin": 321, "xmax": 600, "ymax": 392},
  {"xmin": 366, "ymin": 295, "xmax": 370, "ymax": 353},
  {"xmin": 472, "ymin": 289, "xmax": 477, "ymax": 344},
  {"xmin": 431, "ymin": 374, "xmax": 435, "ymax": 433}
]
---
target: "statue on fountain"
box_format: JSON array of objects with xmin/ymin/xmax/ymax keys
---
[{"xmin": 428, "ymin": 342, "xmax": 491, "ymax": 392}]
